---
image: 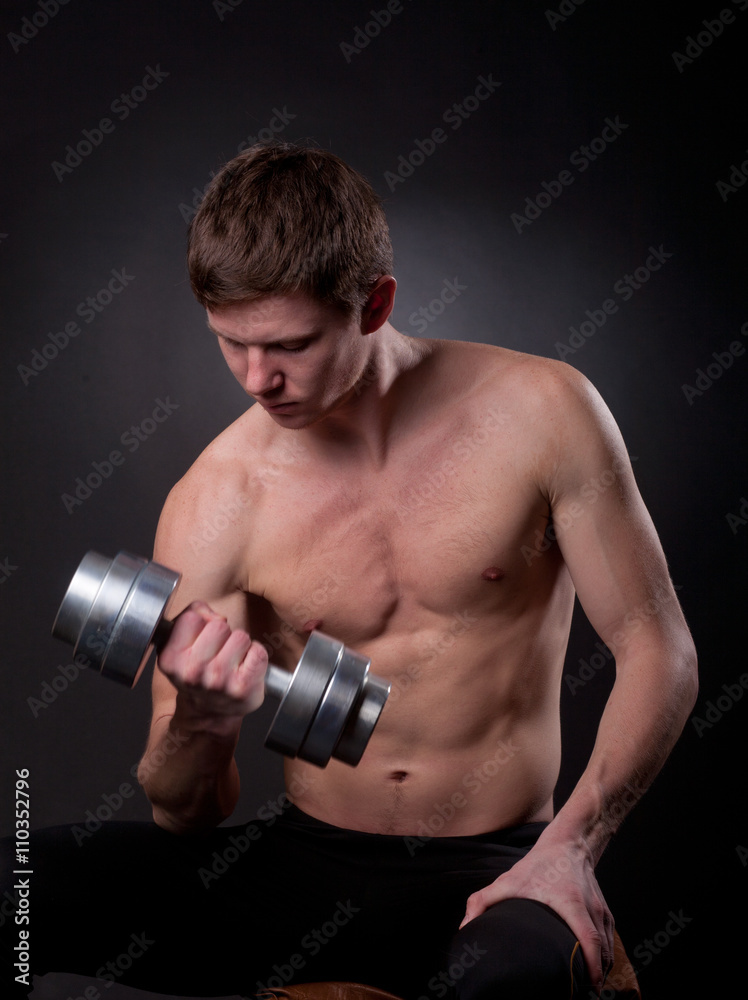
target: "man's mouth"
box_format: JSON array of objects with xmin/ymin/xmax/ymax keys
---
[{"xmin": 263, "ymin": 400, "xmax": 297, "ymax": 412}]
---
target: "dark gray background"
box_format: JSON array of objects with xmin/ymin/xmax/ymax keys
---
[{"xmin": 1, "ymin": 0, "xmax": 745, "ymax": 994}]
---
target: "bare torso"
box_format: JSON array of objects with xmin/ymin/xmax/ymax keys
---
[
  {"xmin": 197, "ymin": 339, "xmax": 576, "ymax": 836},
  {"xmin": 142, "ymin": 294, "xmax": 696, "ymax": 993}
]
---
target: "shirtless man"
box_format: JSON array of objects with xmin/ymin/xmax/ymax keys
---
[{"xmin": 137, "ymin": 142, "xmax": 697, "ymax": 998}]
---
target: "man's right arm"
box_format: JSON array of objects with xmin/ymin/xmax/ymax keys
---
[{"xmin": 137, "ymin": 469, "xmax": 268, "ymax": 834}]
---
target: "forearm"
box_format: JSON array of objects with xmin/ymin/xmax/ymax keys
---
[
  {"xmin": 138, "ymin": 706, "xmax": 242, "ymax": 834},
  {"xmin": 546, "ymin": 634, "xmax": 698, "ymax": 863}
]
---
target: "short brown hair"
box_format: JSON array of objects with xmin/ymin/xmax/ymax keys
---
[{"xmin": 187, "ymin": 142, "xmax": 394, "ymax": 316}]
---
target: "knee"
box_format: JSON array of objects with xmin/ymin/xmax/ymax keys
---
[{"xmin": 446, "ymin": 898, "xmax": 590, "ymax": 1000}]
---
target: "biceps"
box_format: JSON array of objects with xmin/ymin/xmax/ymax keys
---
[{"xmin": 552, "ymin": 476, "xmax": 681, "ymax": 650}]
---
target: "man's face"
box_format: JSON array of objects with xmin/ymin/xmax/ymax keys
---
[{"xmin": 206, "ymin": 293, "xmax": 370, "ymax": 428}]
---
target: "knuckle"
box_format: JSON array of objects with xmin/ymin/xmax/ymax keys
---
[
  {"xmin": 201, "ymin": 661, "xmax": 225, "ymax": 690},
  {"xmin": 246, "ymin": 639, "xmax": 269, "ymax": 667},
  {"xmin": 180, "ymin": 602, "xmax": 209, "ymax": 623},
  {"xmin": 207, "ymin": 616, "xmax": 232, "ymax": 638},
  {"xmin": 156, "ymin": 647, "xmax": 175, "ymax": 672},
  {"xmin": 585, "ymin": 927, "xmax": 603, "ymax": 949},
  {"xmin": 181, "ymin": 660, "xmax": 206, "ymax": 687}
]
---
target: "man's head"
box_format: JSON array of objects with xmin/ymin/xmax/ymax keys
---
[
  {"xmin": 205, "ymin": 282, "xmax": 395, "ymax": 428},
  {"xmin": 188, "ymin": 141, "xmax": 394, "ymax": 320}
]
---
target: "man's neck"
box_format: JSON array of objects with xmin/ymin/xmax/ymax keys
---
[{"xmin": 299, "ymin": 324, "xmax": 432, "ymax": 466}]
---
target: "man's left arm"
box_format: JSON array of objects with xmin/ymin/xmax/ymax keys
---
[{"xmin": 461, "ymin": 363, "xmax": 698, "ymax": 994}]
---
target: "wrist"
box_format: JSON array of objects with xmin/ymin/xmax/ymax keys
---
[
  {"xmin": 172, "ymin": 695, "xmax": 244, "ymax": 741},
  {"xmin": 540, "ymin": 794, "xmax": 609, "ymax": 866}
]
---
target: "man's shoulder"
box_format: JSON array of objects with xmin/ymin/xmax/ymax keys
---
[
  {"xmin": 175, "ymin": 406, "xmax": 259, "ymax": 491},
  {"xmin": 431, "ymin": 338, "xmax": 593, "ymax": 411}
]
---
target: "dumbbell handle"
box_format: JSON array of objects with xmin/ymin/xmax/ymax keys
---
[{"xmin": 152, "ymin": 615, "xmax": 295, "ymax": 701}]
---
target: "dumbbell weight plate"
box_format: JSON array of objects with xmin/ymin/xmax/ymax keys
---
[
  {"xmin": 52, "ymin": 551, "xmax": 180, "ymax": 687},
  {"xmin": 334, "ymin": 673, "xmax": 390, "ymax": 767},
  {"xmin": 297, "ymin": 649, "xmax": 369, "ymax": 767},
  {"xmin": 264, "ymin": 631, "xmax": 345, "ymax": 760},
  {"xmin": 103, "ymin": 558, "xmax": 181, "ymax": 685},
  {"xmin": 52, "ymin": 551, "xmax": 115, "ymax": 649}
]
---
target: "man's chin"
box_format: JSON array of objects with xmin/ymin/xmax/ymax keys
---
[{"xmin": 260, "ymin": 402, "xmax": 319, "ymax": 429}]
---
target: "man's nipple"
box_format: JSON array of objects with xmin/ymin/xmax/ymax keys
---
[
  {"xmin": 481, "ymin": 566, "xmax": 505, "ymax": 581},
  {"xmin": 302, "ymin": 619, "xmax": 324, "ymax": 633}
]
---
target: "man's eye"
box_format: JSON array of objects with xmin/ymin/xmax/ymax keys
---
[{"xmin": 280, "ymin": 341, "xmax": 310, "ymax": 353}]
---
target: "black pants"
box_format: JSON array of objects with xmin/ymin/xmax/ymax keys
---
[{"xmin": 1, "ymin": 806, "xmax": 590, "ymax": 999}]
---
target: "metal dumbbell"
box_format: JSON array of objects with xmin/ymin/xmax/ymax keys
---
[{"xmin": 52, "ymin": 551, "xmax": 390, "ymax": 768}]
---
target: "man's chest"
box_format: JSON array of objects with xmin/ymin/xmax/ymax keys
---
[{"xmin": 243, "ymin": 409, "xmax": 553, "ymax": 646}]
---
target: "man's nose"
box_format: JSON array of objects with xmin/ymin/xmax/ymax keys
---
[{"xmin": 245, "ymin": 349, "xmax": 282, "ymax": 396}]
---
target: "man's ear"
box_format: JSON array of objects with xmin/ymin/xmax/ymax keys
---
[{"xmin": 360, "ymin": 275, "xmax": 397, "ymax": 334}]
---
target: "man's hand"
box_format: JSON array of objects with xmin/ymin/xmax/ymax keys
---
[
  {"xmin": 156, "ymin": 600, "xmax": 268, "ymax": 734},
  {"xmin": 459, "ymin": 832, "xmax": 615, "ymax": 996}
]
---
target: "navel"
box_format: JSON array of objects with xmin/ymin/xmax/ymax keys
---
[
  {"xmin": 481, "ymin": 566, "xmax": 505, "ymax": 581},
  {"xmin": 389, "ymin": 770, "xmax": 409, "ymax": 783}
]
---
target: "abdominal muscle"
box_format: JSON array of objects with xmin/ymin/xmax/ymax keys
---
[{"xmin": 282, "ymin": 618, "xmax": 566, "ymax": 837}]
